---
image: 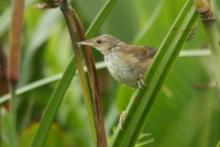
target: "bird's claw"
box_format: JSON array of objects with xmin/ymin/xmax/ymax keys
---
[
  {"xmin": 137, "ymin": 74, "xmax": 146, "ymax": 88},
  {"xmin": 119, "ymin": 111, "xmax": 126, "ymax": 131}
]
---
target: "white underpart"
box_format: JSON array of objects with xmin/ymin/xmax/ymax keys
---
[{"xmin": 104, "ymin": 51, "xmax": 141, "ymax": 88}]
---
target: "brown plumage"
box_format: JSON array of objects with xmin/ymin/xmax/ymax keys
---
[{"xmin": 78, "ymin": 34, "xmax": 156, "ymax": 88}]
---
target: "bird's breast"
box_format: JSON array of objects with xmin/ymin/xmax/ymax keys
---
[{"xmin": 104, "ymin": 53, "xmax": 140, "ymax": 88}]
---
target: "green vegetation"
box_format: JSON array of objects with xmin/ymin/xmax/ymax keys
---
[{"xmin": 0, "ymin": 0, "xmax": 220, "ymax": 147}]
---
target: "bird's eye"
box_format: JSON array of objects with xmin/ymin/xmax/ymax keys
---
[{"xmin": 96, "ymin": 39, "xmax": 102, "ymax": 44}]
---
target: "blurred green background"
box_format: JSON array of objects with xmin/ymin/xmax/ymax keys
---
[{"xmin": 0, "ymin": 0, "xmax": 220, "ymax": 147}]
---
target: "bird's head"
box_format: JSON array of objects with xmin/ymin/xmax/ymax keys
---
[{"xmin": 77, "ymin": 34, "xmax": 125, "ymax": 55}]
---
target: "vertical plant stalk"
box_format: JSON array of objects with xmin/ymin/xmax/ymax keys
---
[
  {"xmin": 60, "ymin": 0, "xmax": 97, "ymax": 143},
  {"xmin": 0, "ymin": 110, "xmax": 1, "ymax": 147},
  {"xmin": 0, "ymin": 41, "xmax": 8, "ymax": 99},
  {"xmin": 7, "ymin": 0, "xmax": 24, "ymax": 146},
  {"xmin": 197, "ymin": 90, "xmax": 213, "ymax": 147},
  {"xmin": 71, "ymin": 8, "xmax": 107, "ymax": 147},
  {"xmin": 0, "ymin": 40, "xmax": 5, "ymax": 147},
  {"xmin": 8, "ymin": 0, "xmax": 24, "ymax": 84},
  {"xmin": 195, "ymin": 0, "xmax": 220, "ymax": 90},
  {"xmin": 0, "ymin": 41, "xmax": 5, "ymax": 147}
]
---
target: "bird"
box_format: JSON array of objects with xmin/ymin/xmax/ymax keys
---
[{"xmin": 77, "ymin": 34, "xmax": 157, "ymax": 88}]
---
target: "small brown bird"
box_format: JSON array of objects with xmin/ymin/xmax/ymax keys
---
[{"xmin": 77, "ymin": 34, "xmax": 156, "ymax": 88}]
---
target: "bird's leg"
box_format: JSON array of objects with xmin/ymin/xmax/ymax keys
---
[
  {"xmin": 137, "ymin": 74, "xmax": 146, "ymax": 88},
  {"xmin": 119, "ymin": 111, "xmax": 127, "ymax": 131}
]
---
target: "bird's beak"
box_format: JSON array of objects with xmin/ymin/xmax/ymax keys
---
[{"xmin": 77, "ymin": 40, "xmax": 94, "ymax": 47}]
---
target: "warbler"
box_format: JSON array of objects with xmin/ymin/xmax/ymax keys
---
[{"xmin": 77, "ymin": 34, "xmax": 156, "ymax": 88}]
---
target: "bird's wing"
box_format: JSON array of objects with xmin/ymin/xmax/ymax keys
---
[
  {"xmin": 124, "ymin": 45, "xmax": 157, "ymax": 62},
  {"xmin": 117, "ymin": 45, "xmax": 156, "ymax": 73}
]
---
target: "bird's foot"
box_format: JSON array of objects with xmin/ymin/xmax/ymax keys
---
[
  {"xmin": 119, "ymin": 111, "xmax": 127, "ymax": 131},
  {"xmin": 137, "ymin": 74, "xmax": 146, "ymax": 89}
]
